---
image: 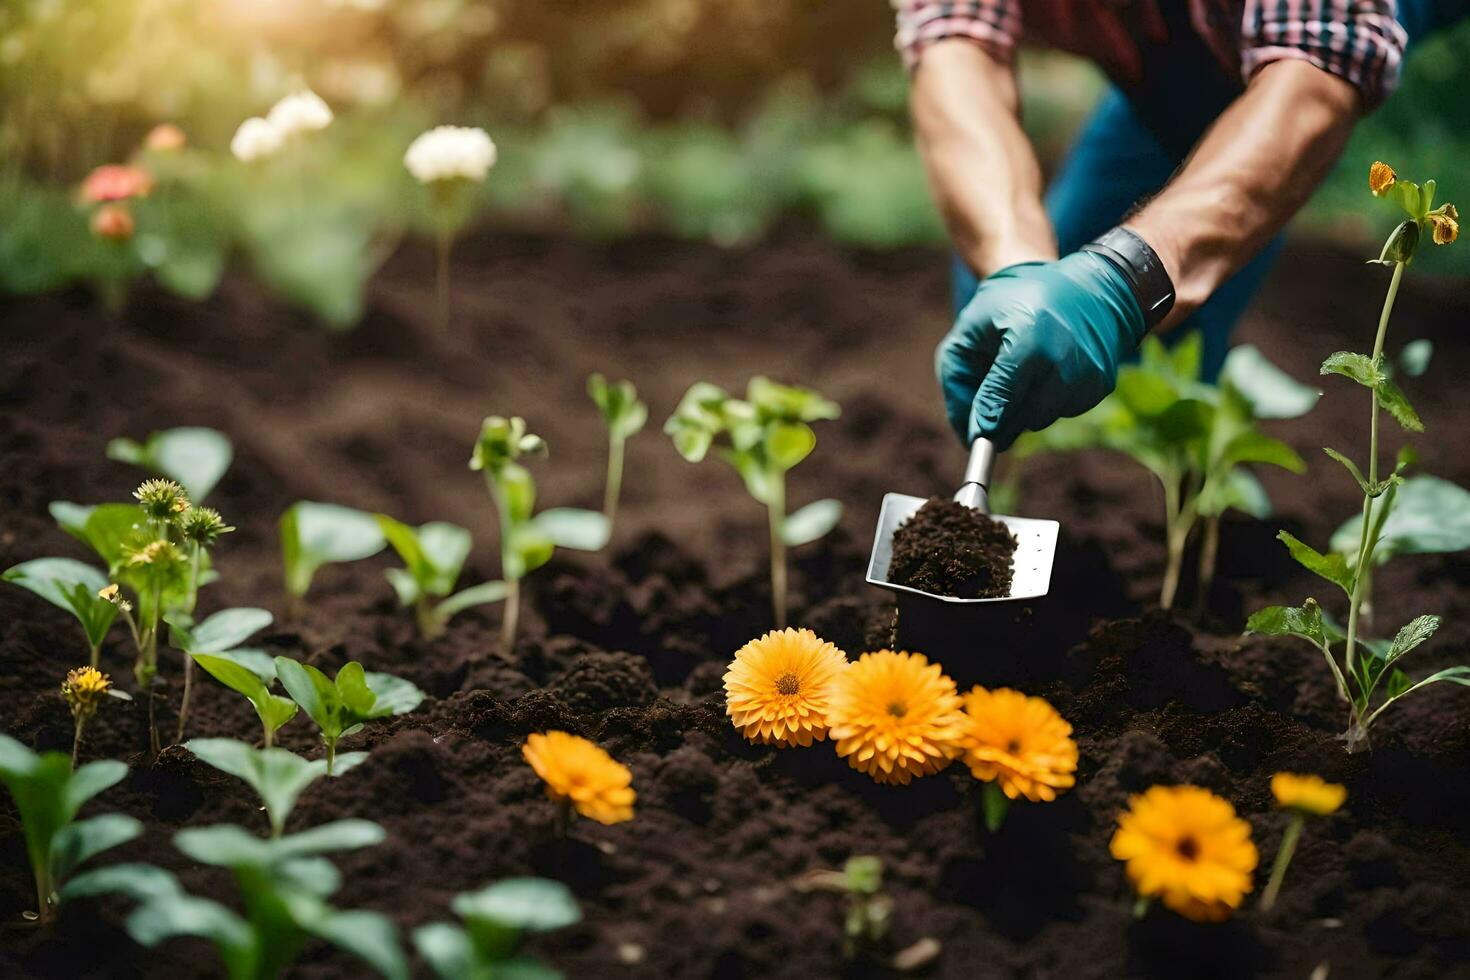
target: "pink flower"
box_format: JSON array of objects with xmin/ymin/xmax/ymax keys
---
[{"xmin": 81, "ymin": 164, "xmax": 153, "ymax": 203}]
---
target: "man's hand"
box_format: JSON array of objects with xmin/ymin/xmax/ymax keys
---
[{"xmin": 936, "ymin": 252, "xmax": 1146, "ymax": 449}]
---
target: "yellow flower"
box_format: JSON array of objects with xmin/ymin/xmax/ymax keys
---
[
  {"xmin": 62, "ymin": 667, "xmax": 112, "ymax": 720},
  {"xmin": 133, "ymin": 478, "xmax": 190, "ymax": 521},
  {"xmin": 1271, "ymin": 773, "xmax": 1346, "ymax": 817},
  {"xmin": 827, "ymin": 651, "xmax": 965, "ymax": 785},
  {"xmin": 125, "ymin": 539, "xmax": 184, "ymax": 568},
  {"xmin": 1110, "ymin": 785, "xmax": 1258, "ymax": 922},
  {"xmin": 1369, "ymin": 161, "xmax": 1396, "ymax": 197},
  {"xmin": 98, "ymin": 584, "xmax": 120, "ymax": 602},
  {"xmin": 1428, "ymin": 203, "xmax": 1459, "ymax": 245},
  {"xmin": 523, "ymin": 731, "xmax": 635, "ymax": 825},
  {"xmin": 960, "ymin": 687, "xmax": 1077, "ymax": 802},
  {"xmin": 724, "ymin": 628, "xmax": 848, "ymax": 747}
]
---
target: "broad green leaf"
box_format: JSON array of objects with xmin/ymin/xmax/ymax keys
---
[
  {"xmin": 81, "ymin": 504, "xmax": 149, "ymax": 568},
  {"xmin": 51, "ymin": 813, "xmax": 143, "ymax": 880},
  {"xmin": 418, "ymin": 523, "xmax": 473, "ymax": 591},
  {"xmin": 49, "ymin": 501, "xmax": 98, "ymax": 544},
  {"xmin": 454, "ymin": 877, "xmax": 581, "ymax": 933},
  {"xmin": 274, "ymin": 658, "xmax": 336, "ymax": 735},
  {"xmin": 1214, "ymin": 469, "xmax": 1271, "ymax": 520},
  {"xmin": 1114, "ymin": 369, "xmax": 1178, "ymax": 416},
  {"xmin": 192, "ymin": 654, "xmax": 297, "ymax": 737},
  {"xmin": 506, "ymin": 524, "xmax": 555, "ymax": 581},
  {"xmin": 178, "ymin": 607, "xmax": 273, "ymax": 654},
  {"xmin": 533, "ymin": 508, "xmax": 610, "ymax": 551},
  {"xmin": 766, "ymin": 422, "xmax": 816, "ymax": 471},
  {"xmin": 363, "ymin": 671, "xmax": 425, "ymax": 717},
  {"xmin": 1220, "ymin": 431, "xmax": 1304, "ymax": 472},
  {"xmin": 1397, "ymin": 339, "xmax": 1433, "ymax": 378},
  {"xmin": 1384, "ymin": 668, "xmax": 1412, "ymax": 699},
  {"xmin": 185, "ymin": 739, "xmax": 334, "ymax": 835},
  {"xmin": 307, "ymin": 909, "xmax": 409, "ymax": 980},
  {"xmin": 782, "ymin": 498, "xmax": 842, "ymax": 546},
  {"xmin": 587, "ymin": 374, "xmax": 648, "ymax": 440},
  {"xmin": 719, "ymin": 448, "xmax": 776, "ymax": 504},
  {"xmin": 335, "ymin": 662, "xmax": 378, "ymax": 717},
  {"xmin": 1320, "ymin": 352, "xmax": 1382, "ymax": 388},
  {"xmin": 1330, "ymin": 475, "xmax": 1470, "ymax": 561},
  {"xmin": 1245, "ymin": 602, "xmax": 1330, "ymax": 648},
  {"xmin": 747, "ymin": 377, "xmax": 840, "ymax": 423},
  {"xmin": 413, "ymin": 922, "xmax": 476, "ymax": 980},
  {"xmin": 280, "ymin": 502, "xmax": 387, "ymax": 598},
  {"xmin": 124, "ymin": 891, "xmax": 254, "ymax": 957},
  {"xmin": 1219, "ymin": 344, "xmax": 1320, "ymax": 419},
  {"xmin": 61, "ymin": 863, "xmax": 182, "ymax": 904},
  {"xmin": 1383, "ymin": 614, "xmax": 1441, "ymax": 667},
  {"xmin": 1278, "ymin": 531, "xmax": 1355, "ymax": 597},
  {"xmin": 197, "ymin": 647, "xmax": 278, "ymax": 684},
  {"xmin": 65, "ymin": 759, "xmax": 129, "ymax": 815},
  {"xmin": 497, "ymin": 465, "xmax": 538, "ymax": 526},
  {"xmin": 1375, "ymin": 377, "xmax": 1424, "ymax": 433},
  {"xmin": 2, "ymin": 557, "xmax": 118, "ymax": 649},
  {"xmin": 384, "ymin": 567, "xmax": 421, "ymax": 606},
  {"xmin": 435, "ymin": 581, "xmax": 509, "ymax": 621},
  {"xmin": 106, "ymin": 427, "xmax": 233, "ymax": 502}
]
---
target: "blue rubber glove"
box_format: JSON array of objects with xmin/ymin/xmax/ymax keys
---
[{"xmin": 936, "ymin": 251, "xmax": 1147, "ymax": 450}]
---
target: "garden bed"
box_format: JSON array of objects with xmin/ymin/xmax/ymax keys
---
[{"xmin": 2, "ymin": 233, "xmax": 1469, "ymax": 978}]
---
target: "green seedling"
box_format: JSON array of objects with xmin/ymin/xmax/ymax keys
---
[
  {"xmin": 167, "ymin": 606, "xmax": 269, "ymax": 743},
  {"xmin": 192, "ymin": 651, "xmax": 298, "ymax": 748},
  {"xmin": 665, "ymin": 377, "xmax": 842, "ymax": 627},
  {"xmin": 106, "ymin": 426, "xmax": 234, "ymax": 502},
  {"xmin": 0, "ymin": 734, "xmax": 140, "ymax": 926},
  {"xmin": 279, "ymin": 501, "xmax": 387, "ymax": 613},
  {"xmin": 63, "ymin": 820, "xmax": 408, "ymax": 980},
  {"xmin": 588, "ymin": 373, "xmax": 649, "ymax": 528},
  {"xmin": 793, "ymin": 855, "xmax": 892, "ymax": 959},
  {"xmin": 414, "ymin": 877, "xmax": 581, "ymax": 980},
  {"xmin": 3, "ymin": 558, "xmax": 119, "ymax": 666},
  {"xmin": 375, "ymin": 516, "xmax": 509, "ymax": 639},
  {"xmin": 1005, "ymin": 337, "xmax": 1312, "ymax": 609},
  {"xmin": 1250, "ymin": 163, "xmax": 1469, "ymax": 752},
  {"xmin": 470, "ymin": 416, "xmax": 610, "ymax": 649},
  {"xmin": 187, "ymin": 738, "xmax": 366, "ymax": 838},
  {"xmin": 273, "ymin": 658, "xmax": 424, "ymax": 774}
]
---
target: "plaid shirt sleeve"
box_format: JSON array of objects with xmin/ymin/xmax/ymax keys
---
[
  {"xmin": 1238, "ymin": 0, "xmax": 1407, "ymax": 109},
  {"xmin": 894, "ymin": 0, "xmax": 1022, "ymax": 72}
]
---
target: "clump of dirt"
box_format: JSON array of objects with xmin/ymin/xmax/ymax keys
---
[{"xmin": 888, "ymin": 497, "xmax": 1018, "ymax": 598}]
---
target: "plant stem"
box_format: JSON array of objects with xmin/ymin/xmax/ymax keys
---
[
  {"xmin": 71, "ymin": 716, "xmax": 84, "ymax": 769},
  {"xmin": 87, "ymin": 640, "xmax": 99, "ymax": 670},
  {"xmin": 415, "ymin": 596, "xmax": 443, "ymax": 640},
  {"xmin": 1344, "ymin": 261, "xmax": 1403, "ymax": 691},
  {"xmin": 435, "ymin": 226, "xmax": 452, "ymax": 334},
  {"xmin": 263, "ymin": 722, "xmax": 274, "ymax": 750},
  {"xmin": 1260, "ymin": 813, "xmax": 1304, "ymax": 912},
  {"xmin": 768, "ymin": 476, "xmax": 787, "ymax": 629},
  {"xmin": 603, "ymin": 434, "xmax": 625, "ymax": 527},
  {"xmin": 1159, "ymin": 477, "xmax": 1183, "ymax": 611},
  {"xmin": 1197, "ymin": 514, "xmax": 1221, "ymax": 603},
  {"xmin": 325, "ymin": 737, "xmax": 337, "ymax": 777},
  {"xmin": 501, "ymin": 579, "xmax": 520, "ymax": 651},
  {"xmin": 981, "ymin": 782, "xmax": 1011, "ymax": 832},
  {"xmin": 33, "ymin": 859, "xmax": 52, "ymax": 926}
]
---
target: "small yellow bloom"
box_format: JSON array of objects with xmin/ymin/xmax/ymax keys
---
[
  {"xmin": 1428, "ymin": 203, "xmax": 1458, "ymax": 245},
  {"xmin": 1369, "ymin": 161, "xmax": 1396, "ymax": 197},
  {"xmin": 960, "ymin": 687, "xmax": 1078, "ymax": 802},
  {"xmin": 133, "ymin": 478, "xmax": 190, "ymax": 521},
  {"xmin": 62, "ymin": 667, "xmax": 112, "ymax": 720},
  {"xmin": 1271, "ymin": 773, "xmax": 1346, "ymax": 817},
  {"xmin": 523, "ymin": 731, "xmax": 635, "ymax": 825},
  {"xmin": 724, "ymin": 628, "xmax": 848, "ymax": 747},
  {"xmin": 98, "ymin": 584, "xmax": 120, "ymax": 602},
  {"xmin": 827, "ymin": 651, "xmax": 965, "ymax": 785},
  {"xmin": 1110, "ymin": 785, "xmax": 1258, "ymax": 922},
  {"xmin": 125, "ymin": 539, "xmax": 184, "ymax": 568}
]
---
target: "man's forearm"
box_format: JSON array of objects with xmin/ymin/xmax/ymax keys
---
[
  {"xmin": 1127, "ymin": 60, "xmax": 1361, "ymax": 329},
  {"xmin": 911, "ymin": 40, "xmax": 1056, "ymax": 277}
]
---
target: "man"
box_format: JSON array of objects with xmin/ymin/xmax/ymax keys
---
[{"xmin": 899, "ymin": 0, "xmax": 1467, "ymax": 450}]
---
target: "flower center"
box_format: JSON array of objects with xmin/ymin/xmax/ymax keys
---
[
  {"xmin": 776, "ymin": 673, "xmax": 800, "ymax": 696},
  {"xmin": 1175, "ymin": 835, "xmax": 1199, "ymax": 862},
  {"xmin": 1006, "ymin": 738, "xmax": 1022, "ymax": 754},
  {"xmin": 886, "ymin": 700, "xmax": 908, "ymax": 718}
]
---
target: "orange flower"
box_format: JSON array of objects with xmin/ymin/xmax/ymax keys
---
[
  {"xmin": 960, "ymin": 686, "xmax": 1077, "ymax": 802},
  {"xmin": 1427, "ymin": 203, "xmax": 1459, "ymax": 246},
  {"xmin": 91, "ymin": 204, "xmax": 135, "ymax": 242},
  {"xmin": 81, "ymin": 164, "xmax": 152, "ymax": 204},
  {"xmin": 523, "ymin": 731, "xmax": 634, "ymax": 825},
  {"xmin": 827, "ymin": 650, "xmax": 965, "ymax": 785},
  {"xmin": 724, "ymin": 628, "xmax": 848, "ymax": 746},
  {"xmin": 1368, "ymin": 161, "xmax": 1396, "ymax": 197},
  {"xmin": 144, "ymin": 123, "xmax": 186, "ymax": 152}
]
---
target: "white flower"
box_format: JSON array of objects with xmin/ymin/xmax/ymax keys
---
[
  {"xmin": 231, "ymin": 117, "xmax": 284, "ymax": 162},
  {"xmin": 404, "ymin": 126, "xmax": 497, "ymax": 184},
  {"xmin": 267, "ymin": 90, "xmax": 333, "ymax": 137}
]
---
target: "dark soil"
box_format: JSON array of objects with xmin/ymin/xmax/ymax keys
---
[
  {"xmin": 3, "ymin": 233, "xmax": 1470, "ymax": 979},
  {"xmin": 888, "ymin": 497, "xmax": 1018, "ymax": 598}
]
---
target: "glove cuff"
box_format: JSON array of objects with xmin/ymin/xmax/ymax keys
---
[{"xmin": 1081, "ymin": 227, "xmax": 1175, "ymax": 335}]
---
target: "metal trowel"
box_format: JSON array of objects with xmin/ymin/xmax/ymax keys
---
[{"xmin": 866, "ymin": 437, "xmax": 1060, "ymax": 604}]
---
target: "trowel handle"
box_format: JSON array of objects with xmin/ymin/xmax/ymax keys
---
[{"xmin": 954, "ymin": 437, "xmax": 997, "ymax": 513}]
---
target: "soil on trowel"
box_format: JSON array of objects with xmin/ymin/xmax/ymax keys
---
[{"xmin": 888, "ymin": 497, "xmax": 1018, "ymax": 598}]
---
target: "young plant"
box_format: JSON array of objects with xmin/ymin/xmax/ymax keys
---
[
  {"xmin": 413, "ymin": 877, "xmax": 581, "ymax": 980},
  {"xmin": 470, "ymin": 416, "xmax": 610, "ymax": 648},
  {"xmin": 187, "ymin": 738, "xmax": 367, "ymax": 838},
  {"xmin": 1249, "ymin": 162, "xmax": 1469, "ymax": 752},
  {"xmin": 62, "ymin": 666, "xmax": 131, "ymax": 766},
  {"xmin": 279, "ymin": 500, "xmax": 387, "ymax": 614},
  {"xmin": 375, "ymin": 515, "xmax": 509, "ymax": 639},
  {"xmin": 1260, "ymin": 773, "xmax": 1346, "ymax": 912},
  {"xmin": 587, "ymin": 373, "xmax": 649, "ymax": 527},
  {"xmin": 273, "ymin": 658, "xmax": 425, "ymax": 774},
  {"xmin": 403, "ymin": 125, "xmax": 497, "ymax": 332},
  {"xmin": 664, "ymin": 378, "xmax": 842, "ymax": 627},
  {"xmin": 192, "ymin": 651, "xmax": 298, "ymax": 748},
  {"xmin": 0, "ymin": 734, "xmax": 140, "ymax": 926},
  {"xmin": 63, "ymin": 820, "xmax": 408, "ymax": 980},
  {"xmin": 166, "ymin": 607, "xmax": 272, "ymax": 742},
  {"xmin": 106, "ymin": 426, "xmax": 234, "ymax": 502},
  {"xmin": 3, "ymin": 558, "xmax": 119, "ymax": 666},
  {"xmin": 793, "ymin": 856, "xmax": 892, "ymax": 959}
]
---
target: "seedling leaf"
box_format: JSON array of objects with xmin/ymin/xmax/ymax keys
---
[
  {"xmin": 1374, "ymin": 377, "xmax": 1424, "ymax": 432},
  {"xmin": 280, "ymin": 502, "xmax": 387, "ymax": 599},
  {"xmin": 1397, "ymin": 339, "xmax": 1433, "ymax": 378},
  {"xmin": 1383, "ymin": 614, "xmax": 1441, "ymax": 666},
  {"xmin": 1219, "ymin": 344, "xmax": 1320, "ymax": 419},
  {"xmin": 454, "ymin": 877, "xmax": 582, "ymax": 933},
  {"xmin": 1277, "ymin": 531, "xmax": 1355, "ymax": 597},
  {"xmin": 51, "ymin": 813, "xmax": 143, "ymax": 880},
  {"xmin": 533, "ymin": 508, "xmax": 610, "ymax": 551},
  {"xmin": 2, "ymin": 557, "xmax": 118, "ymax": 650},
  {"xmin": 106, "ymin": 427, "xmax": 233, "ymax": 502},
  {"xmin": 306, "ymin": 909, "xmax": 410, "ymax": 980},
  {"xmin": 1330, "ymin": 475, "xmax": 1470, "ymax": 560},
  {"xmin": 1320, "ymin": 352, "xmax": 1382, "ymax": 388},
  {"xmin": 185, "ymin": 738, "xmax": 338, "ymax": 836},
  {"xmin": 174, "ymin": 607, "xmax": 273, "ymax": 654},
  {"xmin": 782, "ymin": 499, "xmax": 842, "ymax": 546},
  {"xmin": 1246, "ymin": 601, "xmax": 1330, "ymax": 649},
  {"xmin": 435, "ymin": 581, "xmax": 510, "ymax": 621}
]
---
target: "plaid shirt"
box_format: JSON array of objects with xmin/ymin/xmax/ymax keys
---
[{"xmin": 895, "ymin": 0, "xmax": 1406, "ymax": 108}]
